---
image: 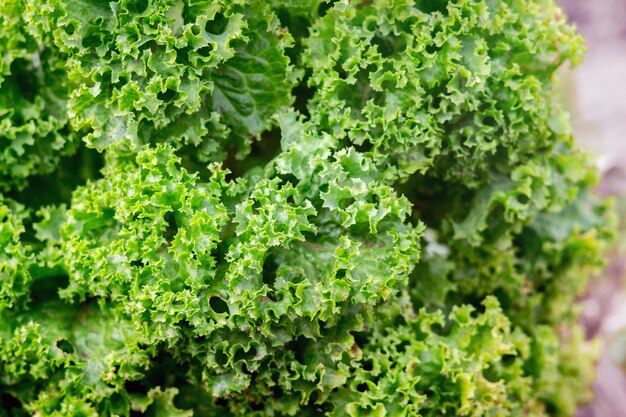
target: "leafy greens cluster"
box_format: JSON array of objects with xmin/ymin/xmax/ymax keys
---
[{"xmin": 0, "ymin": 0, "xmax": 613, "ymax": 416}]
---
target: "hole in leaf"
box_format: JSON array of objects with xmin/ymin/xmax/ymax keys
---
[
  {"xmin": 516, "ymin": 194, "xmax": 529, "ymax": 204},
  {"xmin": 353, "ymin": 140, "xmax": 373, "ymax": 153},
  {"xmin": 82, "ymin": 33, "xmax": 102, "ymax": 49},
  {"xmin": 209, "ymin": 296, "xmax": 229, "ymax": 314},
  {"xmin": 431, "ymin": 95, "xmax": 442, "ymax": 109},
  {"xmin": 353, "ymin": 331, "xmax": 368, "ymax": 347},
  {"xmin": 501, "ymin": 354, "xmax": 516, "ymax": 367},
  {"xmin": 292, "ymin": 336, "xmax": 308, "ymax": 364},
  {"xmin": 291, "ymin": 70, "xmax": 315, "ymax": 117},
  {"xmin": 63, "ymin": 22, "xmax": 76, "ymax": 35},
  {"xmin": 396, "ymin": 340, "xmax": 410, "ymax": 353},
  {"xmin": 163, "ymin": 211, "xmax": 178, "ymax": 243},
  {"xmin": 215, "ymin": 349, "xmax": 229, "ymax": 365},
  {"xmin": 425, "ymin": 42, "xmax": 438, "ymax": 54},
  {"xmin": 56, "ymin": 339, "xmax": 75, "ymax": 354},
  {"xmin": 317, "ymin": 1, "xmax": 334, "ymax": 18},
  {"xmin": 482, "ymin": 115, "xmax": 496, "ymax": 126},
  {"xmin": 157, "ymin": 89, "xmax": 177, "ymax": 102},
  {"xmin": 425, "ymin": 388, "xmax": 437, "ymax": 399},
  {"xmin": 205, "ymin": 12, "xmax": 228, "ymax": 34},
  {"xmin": 262, "ymin": 253, "xmax": 278, "ymax": 290},
  {"xmin": 196, "ymin": 45, "xmax": 214, "ymax": 57},
  {"xmin": 356, "ymin": 383, "xmax": 368, "ymax": 392},
  {"xmin": 276, "ymin": 173, "xmax": 298, "ymax": 188},
  {"xmin": 363, "ymin": 17, "xmax": 377, "ymax": 32},
  {"xmin": 130, "ymin": 259, "xmax": 145, "ymax": 268},
  {"xmin": 124, "ymin": 380, "xmax": 148, "ymax": 395},
  {"xmin": 430, "ymin": 322, "xmax": 451, "ymax": 336},
  {"xmin": 277, "ymin": 12, "xmax": 309, "ymax": 40},
  {"xmin": 372, "ymin": 35, "xmax": 394, "ymax": 58},
  {"xmin": 482, "ymin": 364, "xmax": 500, "ymax": 382},
  {"xmin": 227, "ymin": 38, "xmax": 246, "ymax": 50},
  {"xmin": 234, "ymin": 345, "xmax": 257, "ymax": 362},
  {"xmin": 144, "ymin": 40, "xmax": 158, "ymax": 54},
  {"xmin": 210, "ymin": 241, "xmax": 228, "ymax": 265},
  {"xmin": 394, "ymin": 314, "xmax": 407, "ymax": 327},
  {"xmin": 332, "ymin": 61, "xmax": 348, "ymax": 80},
  {"xmin": 493, "ymin": 287, "xmax": 511, "ymax": 312}
]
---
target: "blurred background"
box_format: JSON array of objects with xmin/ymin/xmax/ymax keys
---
[{"xmin": 558, "ymin": 0, "xmax": 626, "ymax": 415}]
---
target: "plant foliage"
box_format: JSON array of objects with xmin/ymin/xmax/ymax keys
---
[{"xmin": 0, "ymin": 0, "xmax": 614, "ymax": 416}]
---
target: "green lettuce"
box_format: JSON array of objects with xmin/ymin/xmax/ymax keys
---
[{"xmin": 0, "ymin": 0, "xmax": 613, "ymax": 416}]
